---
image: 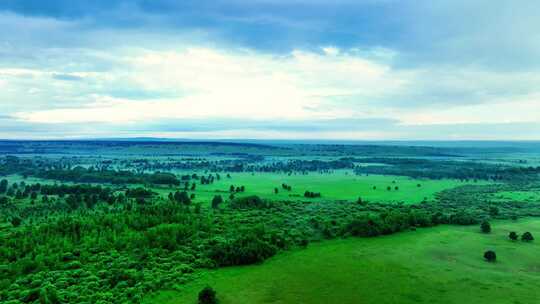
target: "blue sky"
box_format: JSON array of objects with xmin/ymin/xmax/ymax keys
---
[{"xmin": 1, "ymin": 0, "xmax": 539, "ymax": 139}]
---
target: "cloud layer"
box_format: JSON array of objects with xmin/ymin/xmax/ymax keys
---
[{"xmin": 1, "ymin": 1, "xmax": 540, "ymax": 139}]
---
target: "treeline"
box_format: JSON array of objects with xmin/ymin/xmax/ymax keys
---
[
  {"xmin": 1, "ymin": 156, "xmax": 181, "ymax": 186},
  {"xmin": 353, "ymin": 157, "xmax": 540, "ymax": 181},
  {"xmin": 35, "ymin": 167, "xmax": 180, "ymax": 185}
]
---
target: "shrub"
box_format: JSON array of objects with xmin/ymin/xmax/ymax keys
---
[
  {"xmin": 229, "ymin": 195, "xmax": 268, "ymax": 209},
  {"xmin": 484, "ymin": 250, "xmax": 496, "ymax": 262},
  {"xmin": 208, "ymin": 234, "xmax": 277, "ymax": 266},
  {"xmin": 508, "ymin": 231, "xmax": 518, "ymax": 241},
  {"xmin": 198, "ymin": 286, "xmax": 217, "ymax": 304},
  {"xmin": 346, "ymin": 216, "xmax": 383, "ymax": 237},
  {"xmin": 522, "ymin": 232, "xmax": 534, "ymax": 242},
  {"xmin": 211, "ymin": 195, "xmax": 223, "ymax": 209},
  {"xmin": 480, "ymin": 221, "xmax": 491, "ymax": 233}
]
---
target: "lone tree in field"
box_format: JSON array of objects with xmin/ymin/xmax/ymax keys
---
[
  {"xmin": 198, "ymin": 286, "xmax": 217, "ymax": 304},
  {"xmin": 480, "ymin": 221, "xmax": 491, "ymax": 233},
  {"xmin": 522, "ymin": 232, "xmax": 534, "ymax": 242},
  {"xmin": 508, "ymin": 231, "xmax": 518, "ymax": 241},
  {"xmin": 211, "ymin": 195, "xmax": 223, "ymax": 209},
  {"xmin": 484, "ymin": 250, "xmax": 496, "ymax": 262}
]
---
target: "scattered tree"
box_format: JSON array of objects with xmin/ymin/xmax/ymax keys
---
[
  {"xmin": 198, "ymin": 286, "xmax": 217, "ymax": 304},
  {"xmin": 522, "ymin": 232, "xmax": 534, "ymax": 242},
  {"xmin": 212, "ymin": 195, "xmax": 224, "ymax": 209},
  {"xmin": 480, "ymin": 220, "xmax": 491, "ymax": 233},
  {"xmin": 484, "ymin": 250, "xmax": 496, "ymax": 262}
]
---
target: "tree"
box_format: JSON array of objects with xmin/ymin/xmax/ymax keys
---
[
  {"xmin": 484, "ymin": 250, "xmax": 496, "ymax": 262},
  {"xmin": 480, "ymin": 221, "xmax": 491, "ymax": 233},
  {"xmin": 212, "ymin": 195, "xmax": 223, "ymax": 209},
  {"xmin": 198, "ymin": 286, "xmax": 217, "ymax": 304},
  {"xmin": 508, "ymin": 231, "xmax": 518, "ymax": 241},
  {"xmin": 522, "ymin": 232, "xmax": 534, "ymax": 242},
  {"xmin": 489, "ymin": 206, "xmax": 499, "ymax": 216},
  {"xmin": 0, "ymin": 179, "xmax": 7, "ymax": 193},
  {"xmin": 10, "ymin": 216, "xmax": 22, "ymax": 227}
]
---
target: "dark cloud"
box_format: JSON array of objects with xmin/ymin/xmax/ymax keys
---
[{"xmin": 1, "ymin": 1, "xmax": 539, "ymax": 70}]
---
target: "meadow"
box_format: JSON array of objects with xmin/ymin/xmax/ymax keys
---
[
  {"xmin": 146, "ymin": 218, "xmax": 540, "ymax": 304},
  {"xmin": 154, "ymin": 170, "xmax": 475, "ymax": 205}
]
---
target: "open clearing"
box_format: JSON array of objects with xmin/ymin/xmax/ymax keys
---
[
  {"xmin": 157, "ymin": 171, "xmax": 477, "ymax": 204},
  {"xmin": 146, "ymin": 218, "xmax": 540, "ymax": 304}
]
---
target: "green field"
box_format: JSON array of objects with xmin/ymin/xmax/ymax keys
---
[
  {"xmin": 4, "ymin": 170, "xmax": 476, "ymax": 206},
  {"xmin": 158, "ymin": 171, "xmax": 477, "ymax": 204},
  {"xmin": 146, "ymin": 219, "xmax": 540, "ymax": 304}
]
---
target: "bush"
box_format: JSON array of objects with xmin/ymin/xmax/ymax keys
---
[
  {"xmin": 480, "ymin": 221, "xmax": 491, "ymax": 233},
  {"xmin": 211, "ymin": 195, "xmax": 223, "ymax": 209},
  {"xmin": 208, "ymin": 234, "xmax": 277, "ymax": 266},
  {"xmin": 345, "ymin": 216, "xmax": 383, "ymax": 237},
  {"xmin": 229, "ymin": 195, "xmax": 268, "ymax": 209},
  {"xmin": 522, "ymin": 232, "xmax": 534, "ymax": 242},
  {"xmin": 198, "ymin": 286, "xmax": 217, "ymax": 304},
  {"xmin": 508, "ymin": 231, "xmax": 518, "ymax": 241},
  {"xmin": 484, "ymin": 250, "xmax": 496, "ymax": 262}
]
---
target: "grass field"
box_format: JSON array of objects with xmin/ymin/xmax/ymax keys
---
[
  {"xmin": 4, "ymin": 170, "xmax": 476, "ymax": 207},
  {"xmin": 145, "ymin": 219, "xmax": 540, "ymax": 304},
  {"xmin": 157, "ymin": 170, "xmax": 478, "ymax": 205}
]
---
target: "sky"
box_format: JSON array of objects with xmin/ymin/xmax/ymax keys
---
[{"xmin": 1, "ymin": 0, "xmax": 540, "ymax": 140}]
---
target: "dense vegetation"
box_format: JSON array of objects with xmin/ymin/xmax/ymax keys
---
[{"xmin": 1, "ymin": 140, "xmax": 539, "ymax": 304}]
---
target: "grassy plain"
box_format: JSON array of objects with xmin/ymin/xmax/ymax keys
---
[
  {"xmin": 4, "ymin": 170, "xmax": 478, "ymax": 207},
  {"xmin": 146, "ymin": 218, "xmax": 540, "ymax": 304},
  {"xmin": 157, "ymin": 170, "xmax": 479, "ymax": 204}
]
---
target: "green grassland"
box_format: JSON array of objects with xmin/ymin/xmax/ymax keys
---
[
  {"xmin": 3, "ymin": 170, "xmax": 483, "ymax": 206},
  {"xmin": 146, "ymin": 218, "xmax": 540, "ymax": 304},
  {"xmin": 158, "ymin": 170, "xmax": 480, "ymax": 204}
]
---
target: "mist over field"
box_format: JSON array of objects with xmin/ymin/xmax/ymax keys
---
[{"xmin": 1, "ymin": 1, "xmax": 540, "ymax": 304}]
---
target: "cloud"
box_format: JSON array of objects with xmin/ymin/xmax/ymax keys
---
[
  {"xmin": 7, "ymin": 45, "xmax": 540, "ymax": 139},
  {"xmin": 13, "ymin": 47, "xmax": 408, "ymax": 124},
  {"xmin": 1, "ymin": 2, "xmax": 540, "ymax": 139},
  {"xmin": 52, "ymin": 73, "xmax": 84, "ymax": 81}
]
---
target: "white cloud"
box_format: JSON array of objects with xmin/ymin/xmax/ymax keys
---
[
  {"xmin": 6, "ymin": 44, "xmax": 540, "ymax": 139},
  {"xmin": 15, "ymin": 46, "xmax": 409, "ymax": 123},
  {"xmin": 322, "ymin": 46, "xmax": 340, "ymax": 56}
]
